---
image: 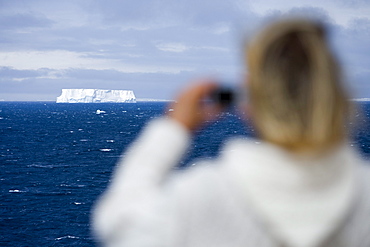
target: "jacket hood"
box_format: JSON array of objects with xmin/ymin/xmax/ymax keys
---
[{"xmin": 221, "ymin": 139, "xmax": 359, "ymax": 247}]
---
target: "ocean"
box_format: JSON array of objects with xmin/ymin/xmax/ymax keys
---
[{"xmin": 1, "ymin": 102, "xmax": 370, "ymax": 246}]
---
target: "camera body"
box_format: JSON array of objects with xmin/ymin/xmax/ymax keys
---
[{"xmin": 209, "ymin": 87, "xmax": 236, "ymax": 107}]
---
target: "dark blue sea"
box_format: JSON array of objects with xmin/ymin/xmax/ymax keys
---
[{"xmin": 1, "ymin": 102, "xmax": 370, "ymax": 246}]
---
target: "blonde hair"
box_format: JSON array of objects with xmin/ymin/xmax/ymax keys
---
[{"xmin": 247, "ymin": 19, "xmax": 351, "ymax": 153}]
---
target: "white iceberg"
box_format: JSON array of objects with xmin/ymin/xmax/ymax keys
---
[
  {"xmin": 352, "ymin": 98, "xmax": 370, "ymax": 102},
  {"xmin": 56, "ymin": 89, "xmax": 136, "ymax": 103},
  {"xmin": 96, "ymin": 110, "xmax": 106, "ymax": 114}
]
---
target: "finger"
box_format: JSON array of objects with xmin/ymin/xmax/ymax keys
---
[
  {"xmin": 202, "ymin": 103, "xmax": 223, "ymax": 122},
  {"xmin": 192, "ymin": 81, "xmax": 219, "ymax": 100}
]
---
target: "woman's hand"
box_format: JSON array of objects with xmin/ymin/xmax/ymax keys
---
[{"xmin": 168, "ymin": 80, "xmax": 223, "ymax": 132}]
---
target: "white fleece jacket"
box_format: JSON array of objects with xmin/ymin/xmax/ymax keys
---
[{"xmin": 93, "ymin": 117, "xmax": 369, "ymax": 247}]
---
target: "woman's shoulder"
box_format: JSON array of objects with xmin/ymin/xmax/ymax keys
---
[
  {"xmin": 167, "ymin": 138, "xmax": 279, "ymax": 189},
  {"xmin": 357, "ymin": 157, "xmax": 370, "ymax": 185},
  {"xmin": 169, "ymin": 160, "xmax": 224, "ymax": 192}
]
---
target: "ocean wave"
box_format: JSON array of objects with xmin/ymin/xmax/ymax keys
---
[
  {"xmin": 60, "ymin": 183, "xmax": 86, "ymax": 188},
  {"xmin": 55, "ymin": 235, "xmax": 80, "ymax": 240},
  {"xmin": 9, "ymin": 189, "xmax": 25, "ymax": 193},
  {"xmin": 28, "ymin": 164, "xmax": 55, "ymax": 168}
]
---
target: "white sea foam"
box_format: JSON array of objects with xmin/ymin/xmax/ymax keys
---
[
  {"xmin": 55, "ymin": 235, "xmax": 80, "ymax": 240},
  {"xmin": 106, "ymin": 140, "xmax": 115, "ymax": 143},
  {"xmin": 9, "ymin": 189, "xmax": 22, "ymax": 193},
  {"xmin": 100, "ymin": 148, "xmax": 112, "ymax": 152},
  {"xmin": 60, "ymin": 184, "xmax": 85, "ymax": 187},
  {"xmin": 28, "ymin": 164, "xmax": 54, "ymax": 168}
]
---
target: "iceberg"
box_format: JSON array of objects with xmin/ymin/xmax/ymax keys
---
[
  {"xmin": 56, "ymin": 89, "xmax": 136, "ymax": 103},
  {"xmin": 352, "ymin": 98, "xmax": 370, "ymax": 102},
  {"xmin": 96, "ymin": 110, "xmax": 106, "ymax": 114}
]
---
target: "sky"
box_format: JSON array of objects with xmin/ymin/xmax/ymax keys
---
[{"xmin": 0, "ymin": 0, "xmax": 369, "ymax": 101}]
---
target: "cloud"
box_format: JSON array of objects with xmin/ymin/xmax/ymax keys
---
[
  {"xmin": 0, "ymin": 50, "xmax": 195, "ymax": 73},
  {"xmin": 243, "ymin": 5, "xmax": 370, "ymax": 97},
  {"xmin": 336, "ymin": 0, "xmax": 369, "ymax": 7},
  {"xmin": 89, "ymin": 0, "xmax": 244, "ymax": 29},
  {"xmin": 248, "ymin": 0, "xmax": 370, "ymax": 27},
  {"xmin": 0, "ymin": 67, "xmax": 195, "ymax": 100},
  {"xmin": 155, "ymin": 43, "xmax": 189, "ymax": 53},
  {"xmin": 0, "ymin": 67, "xmax": 63, "ymax": 82},
  {"xmin": 0, "ymin": 67, "xmax": 43, "ymax": 80},
  {"xmin": 335, "ymin": 17, "xmax": 370, "ymax": 93},
  {"xmin": 0, "ymin": 13, "xmax": 53, "ymax": 30},
  {"xmin": 0, "ymin": 0, "xmax": 369, "ymax": 100}
]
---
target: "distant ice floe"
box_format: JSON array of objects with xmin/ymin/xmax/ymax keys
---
[
  {"xmin": 96, "ymin": 110, "xmax": 106, "ymax": 114},
  {"xmin": 352, "ymin": 98, "xmax": 370, "ymax": 101}
]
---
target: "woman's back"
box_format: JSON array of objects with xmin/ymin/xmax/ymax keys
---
[{"xmin": 93, "ymin": 126, "xmax": 370, "ymax": 247}]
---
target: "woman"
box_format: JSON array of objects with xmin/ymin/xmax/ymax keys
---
[{"xmin": 93, "ymin": 19, "xmax": 370, "ymax": 247}]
